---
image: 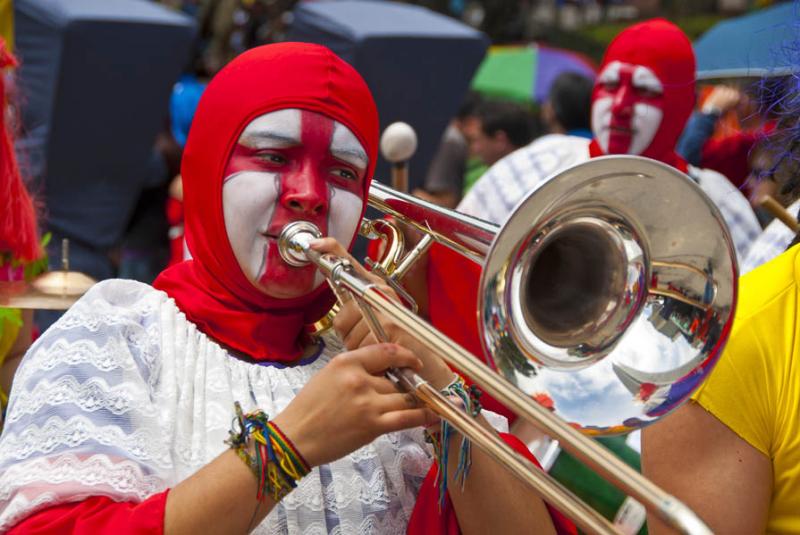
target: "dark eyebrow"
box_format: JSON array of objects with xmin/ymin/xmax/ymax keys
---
[
  {"xmin": 331, "ymin": 147, "xmax": 369, "ymax": 169},
  {"xmin": 239, "ymin": 130, "xmax": 300, "ymax": 148}
]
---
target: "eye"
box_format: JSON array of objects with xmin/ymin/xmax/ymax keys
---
[
  {"xmin": 256, "ymin": 151, "xmax": 287, "ymax": 165},
  {"xmin": 636, "ymin": 87, "xmax": 662, "ymax": 99},
  {"xmin": 332, "ymin": 167, "xmax": 358, "ymax": 181},
  {"xmin": 602, "ymin": 80, "xmax": 620, "ymax": 91}
]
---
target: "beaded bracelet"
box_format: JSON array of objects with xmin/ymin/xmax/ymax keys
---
[
  {"xmin": 226, "ymin": 401, "xmax": 311, "ymax": 502},
  {"xmin": 424, "ymin": 374, "xmax": 483, "ymax": 507}
]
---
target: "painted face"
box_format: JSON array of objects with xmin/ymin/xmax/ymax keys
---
[
  {"xmin": 591, "ymin": 61, "xmax": 665, "ymax": 156},
  {"xmin": 222, "ymin": 108, "xmax": 368, "ymax": 299}
]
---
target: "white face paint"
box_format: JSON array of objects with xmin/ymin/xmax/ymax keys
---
[
  {"xmin": 328, "ymin": 122, "xmax": 367, "ymax": 245},
  {"xmin": 629, "ymin": 103, "xmax": 663, "ymax": 155},
  {"xmin": 223, "ymin": 109, "xmax": 300, "ymax": 286},
  {"xmin": 591, "ymin": 61, "xmax": 664, "ymax": 156},
  {"xmin": 222, "ymin": 108, "xmax": 368, "ymax": 298},
  {"xmin": 591, "ymin": 96, "xmax": 612, "ymax": 153}
]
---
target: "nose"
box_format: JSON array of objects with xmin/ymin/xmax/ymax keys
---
[
  {"xmin": 611, "ymin": 84, "xmax": 635, "ymax": 118},
  {"xmin": 280, "ymin": 166, "xmax": 329, "ymax": 217}
]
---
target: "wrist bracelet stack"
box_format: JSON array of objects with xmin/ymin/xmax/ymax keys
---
[
  {"xmin": 424, "ymin": 374, "xmax": 483, "ymax": 506},
  {"xmin": 226, "ymin": 401, "xmax": 310, "ymax": 502}
]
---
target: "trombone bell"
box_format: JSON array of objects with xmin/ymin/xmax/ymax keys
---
[
  {"xmin": 481, "ymin": 155, "xmax": 736, "ymax": 434},
  {"xmin": 368, "ymin": 155, "xmax": 735, "ymax": 435}
]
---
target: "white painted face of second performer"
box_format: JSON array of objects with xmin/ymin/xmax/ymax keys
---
[
  {"xmin": 591, "ymin": 61, "xmax": 665, "ymax": 155},
  {"xmin": 222, "ymin": 108, "xmax": 368, "ymax": 299}
]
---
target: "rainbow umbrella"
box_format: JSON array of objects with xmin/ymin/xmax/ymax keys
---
[{"xmin": 471, "ymin": 44, "xmax": 596, "ymax": 103}]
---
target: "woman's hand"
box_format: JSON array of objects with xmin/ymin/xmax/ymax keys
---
[
  {"xmin": 309, "ymin": 238, "xmax": 454, "ymax": 390},
  {"xmin": 272, "ymin": 343, "xmax": 437, "ymax": 468}
]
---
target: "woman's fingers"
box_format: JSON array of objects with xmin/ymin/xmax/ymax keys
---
[
  {"xmin": 342, "ymin": 316, "xmax": 372, "ymax": 350},
  {"xmin": 332, "ymin": 291, "xmax": 378, "ymax": 350},
  {"xmin": 375, "ymin": 392, "xmax": 419, "ymax": 412},
  {"xmin": 368, "ymin": 375, "xmax": 400, "ymax": 395},
  {"xmin": 345, "ymin": 343, "xmax": 421, "ymax": 375},
  {"xmin": 309, "ymin": 237, "xmax": 400, "ymax": 298},
  {"xmin": 309, "ymin": 237, "xmax": 376, "ymax": 281},
  {"xmin": 333, "ymin": 296, "xmax": 360, "ymax": 330},
  {"xmin": 377, "ymin": 408, "xmax": 439, "ymax": 434}
]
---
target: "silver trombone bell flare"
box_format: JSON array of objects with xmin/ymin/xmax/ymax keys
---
[{"xmin": 480, "ymin": 155, "xmax": 736, "ymax": 434}]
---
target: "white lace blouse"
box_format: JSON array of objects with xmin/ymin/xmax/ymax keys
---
[{"xmin": 0, "ymin": 279, "xmax": 433, "ymax": 533}]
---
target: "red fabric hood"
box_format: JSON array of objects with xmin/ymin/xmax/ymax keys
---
[
  {"xmin": 591, "ymin": 18, "xmax": 695, "ymax": 169},
  {"xmin": 154, "ymin": 43, "xmax": 378, "ymax": 362}
]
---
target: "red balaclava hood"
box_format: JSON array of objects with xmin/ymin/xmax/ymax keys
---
[
  {"xmin": 589, "ymin": 19, "xmax": 695, "ymax": 171},
  {"xmin": 154, "ymin": 43, "xmax": 379, "ymax": 362}
]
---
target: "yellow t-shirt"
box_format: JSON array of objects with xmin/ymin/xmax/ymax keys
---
[{"xmin": 693, "ymin": 245, "xmax": 800, "ymax": 534}]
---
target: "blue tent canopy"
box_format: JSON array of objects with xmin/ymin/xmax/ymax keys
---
[
  {"xmin": 289, "ymin": 0, "xmax": 489, "ymax": 191},
  {"xmin": 694, "ymin": 2, "xmax": 798, "ymax": 80},
  {"xmin": 15, "ymin": 0, "xmax": 195, "ymax": 280}
]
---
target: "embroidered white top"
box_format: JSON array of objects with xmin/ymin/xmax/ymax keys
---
[{"xmin": 0, "ymin": 279, "xmax": 433, "ymax": 534}]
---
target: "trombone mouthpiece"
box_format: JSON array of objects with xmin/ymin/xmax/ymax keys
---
[{"xmin": 277, "ymin": 221, "xmax": 323, "ymax": 267}]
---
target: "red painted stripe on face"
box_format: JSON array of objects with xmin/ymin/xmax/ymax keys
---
[
  {"xmin": 275, "ymin": 111, "xmax": 334, "ymax": 219},
  {"xmin": 300, "ymin": 109, "xmax": 335, "ymax": 156}
]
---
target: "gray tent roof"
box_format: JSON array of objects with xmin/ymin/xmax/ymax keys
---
[
  {"xmin": 15, "ymin": 0, "xmax": 195, "ymax": 278},
  {"xmin": 289, "ymin": 0, "xmax": 489, "ymax": 192}
]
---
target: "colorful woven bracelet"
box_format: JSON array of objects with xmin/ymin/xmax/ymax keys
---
[
  {"xmin": 424, "ymin": 374, "xmax": 483, "ymax": 507},
  {"xmin": 226, "ymin": 401, "xmax": 311, "ymax": 503}
]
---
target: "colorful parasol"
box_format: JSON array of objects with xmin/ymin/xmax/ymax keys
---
[{"xmin": 471, "ymin": 43, "xmax": 597, "ymax": 104}]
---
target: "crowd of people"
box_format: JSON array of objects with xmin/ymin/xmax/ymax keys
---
[{"xmin": 2, "ymin": 3, "xmax": 800, "ymax": 535}]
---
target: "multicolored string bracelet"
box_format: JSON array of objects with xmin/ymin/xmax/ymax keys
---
[
  {"xmin": 226, "ymin": 401, "xmax": 311, "ymax": 502},
  {"xmin": 424, "ymin": 374, "xmax": 483, "ymax": 507}
]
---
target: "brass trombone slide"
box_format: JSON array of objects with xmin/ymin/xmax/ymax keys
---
[
  {"xmin": 280, "ymin": 156, "xmax": 732, "ymax": 534},
  {"xmin": 281, "ymin": 221, "xmax": 620, "ymax": 534}
]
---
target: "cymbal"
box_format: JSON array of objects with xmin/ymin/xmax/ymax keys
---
[
  {"xmin": 0, "ymin": 270, "xmax": 97, "ymax": 310},
  {"xmin": 31, "ymin": 270, "xmax": 96, "ymax": 295}
]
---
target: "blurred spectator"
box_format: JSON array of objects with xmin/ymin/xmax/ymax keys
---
[
  {"xmin": 462, "ymin": 98, "xmax": 541, "ymax": 167},
  {"xmin": 541, "ymin": 71, "xmax": 593, "ymax": 138},
  {"xmin": 119, "ymin": 57, "xmax": 195, "ymax": 280},
  {"xmin": 740, "ymin": 115, "xmax": 800, "ymax": 271},
  {"xmin": 165, "ymin": 70, "xmax": 206, "ymax": 265},
  {"xmin": 676, "ymin": 85, "xmax": 769, "ymax": 197},
  {"xmin": 458, "ymin": 20, "xmax": 759, "ymax": 263},
  {"xmin": 117, "ymin": 127, "xmax": 181, "ymax": 283},
  {"xmin": 413, "ymin": 92, "xmax": 481, "ymax": 208},
  {"xmin": 170, "ymin": 73, "xmax": 206, "ymax": 146},
  {"xmin": 677, "ymin": 85, "xmax": 743, "ymax": 168},
  {"xmin": 727, "ymin": 74, "xmax": 800, "ymax": 272}
]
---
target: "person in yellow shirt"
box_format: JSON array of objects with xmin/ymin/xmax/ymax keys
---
[{"xmin": 643, "ymin": 243, "xmax": 800, "ymax": 533}]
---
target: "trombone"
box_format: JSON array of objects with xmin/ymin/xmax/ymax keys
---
[{"xmin": 279, "ymin": 155, "xmax": 735, "ymax": 534}]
